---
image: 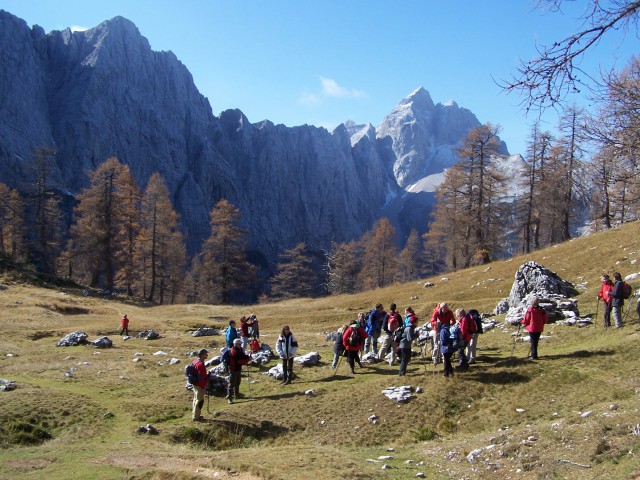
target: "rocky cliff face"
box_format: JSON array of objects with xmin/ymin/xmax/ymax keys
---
[{"xmin": 0, "ymin": 10, "xmax": 511, "ymax": 267}]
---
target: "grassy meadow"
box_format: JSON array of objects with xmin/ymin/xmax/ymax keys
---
[{"xmin": 1, "ymin": 221, "xmax": 640, "ymax": 480}]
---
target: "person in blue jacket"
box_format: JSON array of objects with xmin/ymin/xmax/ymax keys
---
[
  {"xmin": 440, "ymin": 323, "xmax": 454, "ymax": 377},
  {"xmin": 226, "ymin": 320, "xmax": 238, "ymax": 348}
]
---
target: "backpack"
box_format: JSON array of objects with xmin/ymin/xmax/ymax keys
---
[
  {"xmin": 348, "ymin": 327, "xmax": 361, "ymax": 347},
  {"xmin": 221, "ymin": 349, "xmax": 231, "ymax": 366},
  {"xmin": 393, "ymin": 324, "xmax": 405, "ymax": 344},
  {"xmin": 622, "ymin": 282, "xmax": 632, "ymax": 300},
  {"xmin": 449, "ymin": 324, "xmax": 463, "ymax": 350},
  {"xmin": 468, "ymin": 309, "xmax": 483, "ymax": 334},
  {"xmin": 387, "ymin": 312, "xmax": 400, "ymax": 333},
  {"xmin": 185, "ymin": 363, "xmax": 199, "ymax": 385},
  {"xmin": 364, "ymin": 309, "xmax": 376, "ymax": 335}
]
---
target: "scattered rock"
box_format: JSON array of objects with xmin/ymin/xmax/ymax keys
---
[
  {"xmin": 0, "ymin": 379, "xmax": 17, "ymax": 391},
  {"xmin": 137, "ymin": 424, "xmax": 159, "ymax": 435},
  {"xmin": 423, "ymin": 282, "xmax": 435, "ymax": 288},
  {"xmin": 382, "ymin": 385, "xmax": 413, "ymax": 402},
  {"xmin": 515, "ymin": 408, "xmax": 525, "ymax": 413},
  {"xmin": 153, "ymin": 351, "xmax": 168, "ymax": 356},
  {"xmin": 132, "ymin": 358, "xmax": 142, "ymax": 363},
  {"xmin": 416, "ymin": 474, "xmax": 426, "ymax": 478},
  {"xmin": 91, "ymin": 336, "xmax": 113, "ymax": 348},
  {"xmin": 294, "ymin": 352, "xmax": 321, "ymax": 366},
  {"xmin": 191, "ymin": 327, "xmax": 219, "ymax": 337},
  {"xmin": 305, "ymin": 389, "xmax": 315, "ymax": 396},
  {"xmin": 467, "ymin": 448, "xmax": 483, "ymax": 463},
  {"xmin": 368, "ymin": 415, "xmax": 378, "ymax": 422},
  {"xmin": 580, "ymin": 411, "xmax": 592, "ymax": 418},
  {"xmin": 57, "ymin": 331, "xmax": 89, "ymax": 347},
  {"xmin": 168, "ymin": 358, "xmax": 180, "ymax": 365},
  {"xmin": 378, "ymin": 455, "xmax": 393, "ymax": 460},
  {"xmin": 137, "ymin": 330, "xmax": 160, "ymax": 340}
]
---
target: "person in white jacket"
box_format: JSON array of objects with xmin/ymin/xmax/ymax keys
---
[{"xmin": 276, "ymin": 325, "xmax": 298, "ymax": 385}]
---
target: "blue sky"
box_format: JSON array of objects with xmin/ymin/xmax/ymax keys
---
[{"xmin": 2, "ymin": 1, "xmax": 636, "ymax": 155}]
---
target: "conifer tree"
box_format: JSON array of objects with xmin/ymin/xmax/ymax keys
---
[
  {"xmin": 0, "ymin": 183, "xmax": 25, "ymax": 259},
  {"xmin": 361, "ymin": 217, "xmax": 397, "ymax": 289},
  {"xmin": 271, "ymin": 242, "xmax": 317, "ymax": 299},
  {"xmin": 396, "ymin": 229, "xmax": 423, "ymax": 283},
  {"xmin": 198, "ymin": 199, "xmax": 253, "ymax": 304},
  {"xmin": 135, "ymin": 172, "xmax": 186, "ymax": 303},
  {"xmin": 326, "ymin": 240, "xmax": 363, "ymax": 295}
]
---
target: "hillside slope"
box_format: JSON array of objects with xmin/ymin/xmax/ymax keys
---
[{"xmin": 1, "ymin": 222, "xmax": 639, "ymax": 480}]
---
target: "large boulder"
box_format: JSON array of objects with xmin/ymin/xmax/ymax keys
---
[{"xmin": 57, "ymin": 331, "xmax": 89, "ymax": 346}]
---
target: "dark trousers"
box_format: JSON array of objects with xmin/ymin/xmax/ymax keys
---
[
  {"xmin": 227, "ymin": 371, "xmax": 242, "ymax": 398},
  {"xmin": 346, "ymin": 350, "xmax": 362, "ymax": 371},
  {"xmin": 398, "ymin": 347, "xmax": 411, "ymax": 375},
  {"xmin": 529, "ymin": 332, "xmax": 541, "ymax": 359},
  {"xmin": 282, "ymin": 358, "xmax": 294, "ymax": 381},
  {"xmin": 457, "ymin": 344, "xmax": 469, "ymax": 368},
  {"xmin": 443, "ymin": 352, "xmax": 454, "ymax": 376},
  {"xmin": 603, "ymin": 302, "xmax": 611, "ymax": 327}
]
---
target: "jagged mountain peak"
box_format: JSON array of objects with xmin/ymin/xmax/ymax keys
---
[{"xmin": 400, "ymin": 86, "xmax": 435, "ymax": 109}]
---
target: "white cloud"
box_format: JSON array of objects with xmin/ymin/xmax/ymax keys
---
[
  {"xmin": 320, "ymin": 77, "xmax": 366, "ymax": 99},
  {"xmin": 298, "ymin": 77, "xmax": 367, "ymax": 106},
  {"xmin": 70, "ymin": 25, "xmax": 89, "ymax": 32}
]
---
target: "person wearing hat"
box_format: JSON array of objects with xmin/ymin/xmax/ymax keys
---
[
  {"xmin": 342, "ymin": 313, "xmax": 368, "ymax": 374},
  {"xmin": 191, "ymin": 348, "xmax": 209, "ymax": 421},
  {"xmin": 521, "ymin": 297, "xmax": 548, "ymax": 360},
  {"xmin": 597, "ymin": 274, "xmax": 615, "ymax": 327},
  {"xmin": 119, "ymin": 314, "xmax": 129, "ymax": 336},
  {"xmin": 249, "ymin": 314, "xmax": 259, "ymax": 340},
  {"xmin": 226, "ymin": 338, "xmax": 251, "ymax": 404}
]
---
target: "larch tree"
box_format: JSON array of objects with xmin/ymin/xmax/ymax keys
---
[
  {"xmin": 0, "ymin": 183, "xmax": 25, "ymax": 260},
  {"xmin": 135, "ymin": 172, "xmax": 186, "ymax": 304},
  {"xmin": 326, "ymin": 240, "xmax": 363, "ymax": 295},
  {"xmin": 271, "ymin": 242, "xmax": 318, "ymax": 299},
  {"xmin": 396, "ymin": 229, "xmax": 423, "ymax": 283},
  {"xmin": 66, "ymin": 157, "xmax": 135, "ymax": 290},
  {"xmin": 197, "ymin": 199, "xmax": 253, "ymax": 304},
  {"xmin": 360, "ymin": 217, "xmax": 397, "ymax": 289}
]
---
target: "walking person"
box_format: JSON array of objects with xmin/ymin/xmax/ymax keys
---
[
  {"xmin": 521, "ymin": 296, "xmax": 548, "ymax": 360},
  {"xmin": 276, "ymin": 325, "xmax": 298, "ymax": 385},
  {"xmin": 377, "ymin": 304, "xmax": 401, "ymax": 365},
  {"xmin": 119, "ymin": 314, "xmax": 130, "ymax": 336},
  {"xmin": 397, "ymin": 311, "xmax": 416, "ymax": 376},
  {"xmin": 597, "ymin": 274, "xmax": 615, "ymax": 327},
  {"xmin": 225, "ymin": 320, "xmax": 238, "ymax": 348},
  {"xmin": 342, "ymin": 314, "xmax": 368, "ymax": 374},
  {"xmin": 439, "ymin": 322, "xmax": 454, "ymax": 377},
  {"xmin": 191, "ymin": 348, "xmax": 209, "ymax": 421},
  {"xmin": 364, "ymin": 304, "xmax": 386, "ymax": 355},
  {"xmin": 226, "ymin": 338, "xmax": 251, "ymax": 404},
  {"xmin": 454, "ymin": 309, "xmax": 472, "ymax": 370},
  {"xmin": 465, "ymin": 309, "xmax": 482, "ymax": 364},
  {"xmin": 331, "ymin": 325, "xmax": 348, "ymax": 369},
  {"xmin": 608, "ymin": 272, "xmax": 626, "ymax": 328}
]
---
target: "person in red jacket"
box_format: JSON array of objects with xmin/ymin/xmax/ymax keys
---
[
  {"xmin": 342, "ymin": 314, "xmax": 369, "ymax": 375},
  {"xmin": 597, "ymin": 274, "xmax": 615, "ymax": 327},
  {"xmin": 454, "ymin": 309, "xmax": 472, "ymax": 370},
  {"xmin": 239, "ymin": 316, "xmax": 250, "ymax": 351},
  {"xmin": 119, "ymin": 314, "xmax": 129, "ymax": 336},
  {"xmin": 521, "ymin": 297, "xmax": 548, "ymax": 360},
  {"xmin": 431, "ymin": 303, "xmax": 455, "ymax": 365},
  {"xmin": 192, "ymin": 348, "xmax": 209, "ymax": 421}
]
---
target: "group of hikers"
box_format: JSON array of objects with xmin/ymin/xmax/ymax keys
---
[{"xmin": 190, "ymin": 272, "xmax": 639, "ymax": 421}]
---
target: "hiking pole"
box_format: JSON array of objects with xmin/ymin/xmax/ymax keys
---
[
  {"xmin": 511, "ymin": 324, "xmax": 522, "ymax": 357},
  {"xmin": 246, "ymin": 364, "xmax": 251, "ymax": 398},
  {"xmin": 332, "ymin": 353, "xmax": 343, "ymax": 377},
  {"xmin": 595, "ymin": 299, "xmax": 599, "ymax": 329}
]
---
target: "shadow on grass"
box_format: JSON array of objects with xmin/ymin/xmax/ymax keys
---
[{"xmin": 465, "ymin": 369, "xmax": 531, "ymax": 384}]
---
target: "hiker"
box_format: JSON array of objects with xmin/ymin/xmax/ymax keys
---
[
  {"xmin": 608, "ymin": 272, "xmax": 625, "ymax": 328},
  {"xmin": 249, "ymin": 314, "xmax": 259, "ymax": 339},
  {"xmin": 331, "ymin": 325, "xmax": 348, "ymax": 369},
  {"xmin": 119, "ymin": 314, "xmax": 129, "ymax": 336},
  {"xmin": 191, "ymin": 348, "xmax": 209, "ymax": 421},
  {"xmin": 465, "ymin": 309, "xmax": 483, "ymax": 364},
  {"xmin": 636, "ymin": 289, "xmax": 640, "ymax": 324},
  {"xmin": 521, "ymin": 296, "xmax": 548, "ymax": 360},
  {"xmin": 342, "ymin": 314, "xmax": 368, "ymax": 374},
  {"xmin": 439, "ymin": 321, "xmax": 454, "ymax": 377},
  {"xmin": 239, "ymin": 316, "xmax": 250, "ymax": 351},
  {"xmin": 454, "ymin": 309, "xmax": 472, "ymax": 370},
  {"xmin": 276, "ymin": 325, "xmax": 298, "ymax": 385},
  {"xmin": 225, "ymin": 320, "xmax": 238, "ymax": 348},
  {"xmin": 378, "ymin": 304, "xmax": 401, "ymax": 365},
  {"xmin": 226, "ymin": 338, "xmax": 251, "ymax": 404},
  {"xmin": 250, "ymin": 337, "xmax": 261, "ymax": 354},
  {"xmin": 430, "ymin": 303, "xmax": 455, "ymax": 365},
  {"xmin": 397, "ymin": 309, "xmax": 417, "ymax": 376},
  {"xmin": 364, "ymin": 304, "xmax": 386, "ymax": 355},
  {"xmin": 597, "ymin": 274, "xmax": 615, "ymax": 327}
]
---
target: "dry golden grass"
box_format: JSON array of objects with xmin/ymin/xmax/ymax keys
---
[{"xmin": 1, "ymin": 221, "xmax": 640, "ymax": 479}]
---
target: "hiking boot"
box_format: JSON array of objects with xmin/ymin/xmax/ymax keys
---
[
  {"xmin": 350, "ymin": 369, "xmax": 355, "ymax": 375},
  {"xmin": 283, "ymin": 379, "xmax": 291, "ymax": 385},
  {"xmin": 225, "ymin": 396, "xmax": 233, "ymax": 404},
  {"xmin": 192, "ymin": 416, "xmax": 205, "ymax": 422},
  {"xmin": 235, "ymin": 392, "xmax": 244, "ymax": 398}
]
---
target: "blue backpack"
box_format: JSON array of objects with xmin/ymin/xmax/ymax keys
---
[
  {"xmin": 449, "ymin": 324, "xmax": 463, "ymax": 350},
  {"xmin": 440, "ymin": 325, "xmax": 453, "ymax": 354}
]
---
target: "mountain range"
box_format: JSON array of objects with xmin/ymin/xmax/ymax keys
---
[{"xmin": 0, "ymin": 10, "xmax": 517, "ymax": 269}]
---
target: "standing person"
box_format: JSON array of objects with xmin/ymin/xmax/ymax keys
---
[
  {"xmin": 636, "ymin": 289, "xmax": 640, "ymax": 325},
  {"xmin": 430, "ymin": 303, "xmax": 455, "ymax": 365},
  {"xmin": 465, "ymin": 309, "xmax": 483, "ymax": 364},
  {"xmin": 331, "ymin": 325, "xmax": 348, "ymax": 369},
  {"xmin": 191, "ymin": 348, "xmax": 209, "ymax": 421},
  {"xmin": 119, "ymin": 314, "xmax": 129, "ymax": 336},
  {"xmin": 405, "ymin": 306, "xmax": 418, "ymax": 326},
  {"xmin": 342, "ymin": 314, "xmax": 368, "ymax": 374},
  {"xmin": 608, "ymin": 272, "xmax": 625, "ymax": 328},
  {"xmin": 226, "ymin": 338, "xmax": 251, "ymax": 404},
  {"xmin": 397, "ymin": 310, "xmax": 416, "ymax": 376},
  {"xmin": 521, "ymin": 297, "xmax": 548, "ymax": 360},
  {"xmin": 249, "ymin": 314, "xmax": 259, "ymax": 339},
  {"xmin": 239, "ymin": 316, "xmax": 250, "ymax": 351},
  {"xmin": 378, "ymin": 304, "xmax": 401, "ymax": 365},
  {"xmin": 225, "ymin": 320, "xmax": 238, "ymax": 348},
  {"xmin": 276, "ymin": 325, "xmax": 298, "ymax": 385},
  {"xmin": 454, "ymin": 309, "xmax": 472, "ymax": 370},
  {"xmin": 439, "ymin": 322, "xmax": 454, "ymax": 377},
  {"xmin": 364, "ymin": 304, "xmax": 386, "ymax": 355},
  {"xmin": 597, "ymin": 274, "xmax": 615, "ymax": 327}
]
